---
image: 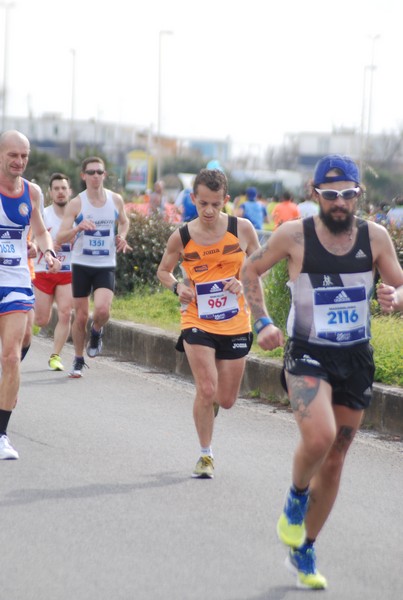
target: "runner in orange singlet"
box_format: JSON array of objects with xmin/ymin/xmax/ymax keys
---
[{"xmin": 157, "ymin": 168, "xmax": 259, "ymax": 478}]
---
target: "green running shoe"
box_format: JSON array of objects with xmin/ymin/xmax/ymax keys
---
[
  {"xmin": 192, "ymin": 456, "xmax": 214, "ymax": 479},
  {"xmin": 277, "ymin": 487, "xmax": 308, "ymax": 548},
  {"xmin": 286, "ymin": 543, "xmax": 328, "ymax": 590},
  {"xmin": 48, "ymin": 354, "xmax": 64, "ymax": 371}
]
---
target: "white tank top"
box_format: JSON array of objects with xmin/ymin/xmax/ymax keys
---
[
  {"xmin": 71, "ymin": 190, "xmax": 118, "ymax": 268},
  {"xmin": 34, "ymin": 205, "xmax": 72, "ymax": 273}
]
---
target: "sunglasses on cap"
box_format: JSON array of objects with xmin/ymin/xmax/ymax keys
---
[
  {"xmin": 84, "ymin": 169, "xmax": 105, "ymax": 176},
  {"xmin": 314, "ymin": 187, "xmax": 360, "ymax": 201}
]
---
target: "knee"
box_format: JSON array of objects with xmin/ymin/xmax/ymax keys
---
[
  {"xmin": 196, "ymin": 379, "xmax": 217, "ymax": 405},
  {"xmin": 34, "ymin": 313, "xmax": 49, "ymax": 328},
  {"xmin": 305, "ymin": 427, "xmax": 337, "ymax": 460},
  {"xmin": 218, "ymin": 395, "xmax": 237, "ymax": 410},
  {"xmin": 94, "ymin": 305, "xmax": 110, "ymax": 322},
  {"xmin": 2, "ymin": 351, "xmax": 21, "ymax": 371},
  {"xmin": 58, "ymin": 307, "xmax": 72, "ymax": 324},
  {"xmin": 74, "ymin": 310, "xmax": 89, "ymax": 328}
]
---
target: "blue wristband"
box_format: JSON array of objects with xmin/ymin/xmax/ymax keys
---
[{"xmin": 254, "ymin": 316, "xmax": 273, "ymax": 334}]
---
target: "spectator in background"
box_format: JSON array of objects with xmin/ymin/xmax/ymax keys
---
[
  {"xmin": 149, "ymin": 180, "xmax": 166, "ymax": 214},
  {"xmin": 370, "ymin": 203, "xmax": 390, "ymax": 226},
  {"xmin": 265, "ymin": 194, "xmax": 280, "ymax": 231},
  {"xmin": 236, "ymin": 186, "xmax": 267, "ymax": 231},
  {"xmin": 272, "ymin": 191, "xmax": 300, "ymax": 229},
  {"xmin": 297, "ymin": 194, "xmax": 319, "ymax": 219},
  {"xmin": 176, "ymin": 187, "xmax": 198, "ymax": 222},
  {"xmin": 386, "ymin": 196, "xmax": 403, "ymax": 229},
  {"xmin": 164, "ymin": 196, "xmax": 181, "ymax": 223},
  {"xmin": 233, "ymin": 189, "xmax": 247, "ymax": 211}
]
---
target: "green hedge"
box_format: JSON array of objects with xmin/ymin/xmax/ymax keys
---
[{"xmin": 115, "ymin": 212, "xmax": 176, "ymax": 293}]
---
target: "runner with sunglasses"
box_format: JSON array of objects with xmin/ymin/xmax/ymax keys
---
[
  {"xmin": 241, "ymin": 154, "xmax": 403, "ymax": 590},
  {"xmin": 57, "ymin": 157, "xmax": 131, "ymax": 377}
]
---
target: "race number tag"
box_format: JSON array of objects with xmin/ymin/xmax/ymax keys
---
[
  {"xmin": 47, "ymin": 244, "xmax": 71, "ymax": 271},
  {"xmin": 83, "ymin": 230, "xmax": 110, "ymax": 256},
  {"xmin": 0, "ymin": 228, "xmax": 23, "ymax": 266},
  {"xmin": 196, "ymin": 279, "xmax": 239, "ymax": 321},
  {"xmin": 313, "ymin": 285, "xmax": 368, "ymax": 343}
]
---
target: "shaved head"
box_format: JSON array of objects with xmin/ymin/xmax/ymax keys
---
[{"xmin": 0, "ymin": 130, "xmax": 30, "ymax": 152}]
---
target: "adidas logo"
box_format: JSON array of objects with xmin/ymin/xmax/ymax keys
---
[
  {"xmin": 209, "ymin": 283, "xmax": 221, "ymax": 293},
  {"xmin": 1, "ymin": 231, "xmax": 11, "ymax": 238},
  {"xmin": 334, "ymin": 290, "xmax": 351, "ymax": 303},
  {"xmin": 355, "ymin": 249, "xmax": 367, "ymax": 259},
  {"xmin": 93, "ymin": 231, "xmax": 102, "ymax": 237}
]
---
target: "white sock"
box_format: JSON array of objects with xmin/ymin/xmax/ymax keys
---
[{"xmin": 200, "ymin": 446, "xmax": 213, "ymax": 458}]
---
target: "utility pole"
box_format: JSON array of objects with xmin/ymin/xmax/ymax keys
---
[
  {"xmin": 0, "ymin": 2, "xmax": 15, "ymax": 131},
  {"xmin": 156, "ymin": 30, "xmax": 173, "ymax": 181}
]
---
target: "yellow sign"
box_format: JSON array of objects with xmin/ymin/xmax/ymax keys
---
[{"xmin": 125, "ymin": 151, "xmax": 153, "ymax": 192}]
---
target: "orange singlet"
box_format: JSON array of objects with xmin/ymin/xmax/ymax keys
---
[{"xmin": 179, "ymin": 215, "xmax": 251, "ymax": 335}]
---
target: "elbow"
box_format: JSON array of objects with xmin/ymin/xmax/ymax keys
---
[{"xmin": 156, "ymin": 266, "xmax": 164, "ymax": 284}]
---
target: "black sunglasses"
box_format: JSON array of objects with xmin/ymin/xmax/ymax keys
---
[{"xmin": 84, "ymin": 169, "xmax": 105, "ymax": 176}]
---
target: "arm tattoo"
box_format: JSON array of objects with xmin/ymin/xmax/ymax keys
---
[
  {"xmin": 250, "ymin": 244, "xmax": 267, "ymax": 263},
  {"xmin": 293, "ymin": 231, "xmax": 304, "ymax": 246},
  {"xmin": 242, "ymin": 272, "xmax": 267, "ymax": 318},
  {"xmin": 287, "ymin": 375, "xmax": 320, "ymax": 419}
]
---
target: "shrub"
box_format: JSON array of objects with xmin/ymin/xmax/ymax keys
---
[
  {"xmin": 115, "ymin": 212, "xmax": 176, "ymax": 293},
  {"xmin": 263, "ymin": 259, "xmax": 290, "ymax": 331},
  {"xmin": 372, "ymin": 315, "xmax": 403, "ymax": 386}
]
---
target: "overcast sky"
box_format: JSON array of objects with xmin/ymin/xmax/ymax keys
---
[{"xmin": 1, "ymin": 0, "xmax": 402, "ymax": 155}]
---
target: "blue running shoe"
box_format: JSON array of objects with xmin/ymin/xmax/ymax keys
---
[
  {"xmin": 285, "ymin": 542, "xmax": 327, "ymax": 590},
  {"xmin": 277, "ymin": 487, "xmax": 309, "ymax": 548}
]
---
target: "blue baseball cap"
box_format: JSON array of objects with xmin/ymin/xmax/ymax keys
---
[{"xmin": 313, "ymin": 155, "xmax": 360, "ymax": 186}]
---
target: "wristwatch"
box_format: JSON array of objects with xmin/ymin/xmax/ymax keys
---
[
  {"xmin": 44, "ymin": 249, "xmax": 57, "ymax": 258},
  {"xmin": 172, "ymin": 282, "xmax": 179, "ymax": 296}
]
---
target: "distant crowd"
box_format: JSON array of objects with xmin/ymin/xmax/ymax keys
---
[{"xmin": 124, "ymin": 180, "xmax": 403, "ymax": 232}]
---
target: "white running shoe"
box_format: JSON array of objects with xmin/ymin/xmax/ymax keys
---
[
  {"xmin": 0, "ymin": 434, "xmax": 19, "ymax": 459},
  {"xmin": 86, "ymin": 325, "xmax": 103, "ymax": 358}
]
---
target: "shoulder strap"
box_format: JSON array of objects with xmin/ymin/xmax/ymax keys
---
[
  {"xmin": 227, "ymin": 215, "xmax": 238, "ymax": 236},
  {"xmin": 179, "ymin": 224, "xmax": 191, "ymax": 248}
]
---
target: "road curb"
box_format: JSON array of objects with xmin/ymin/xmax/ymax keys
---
[{"xmin": 44, "ymin": 315, "xmax": 403, "ymax": 436}]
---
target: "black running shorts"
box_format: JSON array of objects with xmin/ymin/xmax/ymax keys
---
[
  {"xmin": 282, "ymin": 338, "xmax": 375, "ymax": 410},
  {"xmin": 72, "ymin": 264, "xmax": 115, "ymax": 298},
  {"xmin": 176, "ymin": 327, "xmax": 253, "ymax": 360}
]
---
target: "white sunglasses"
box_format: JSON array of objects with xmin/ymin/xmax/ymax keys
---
[{"xmin": 315, "ymin": 187, "xmax": 360, "ymax": 201}]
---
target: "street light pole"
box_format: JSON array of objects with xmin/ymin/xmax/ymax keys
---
[
  {"xmin": 359, "ymin": 34, "xmax": 380, "ymax": 176},
  {"xmin": 0, "ymin": 1, "xmax": 15, "ymax": 132},
  {"xmin": 156, "ymin": 30, "xmax": 172, "ymax": 181},
  {"xmin": 69, "ymin": 48, "xmax": 76, "ymax": 160},
  {"xmin": 366, "ymin": 34, "xmax": 380, "ymax": 150}
]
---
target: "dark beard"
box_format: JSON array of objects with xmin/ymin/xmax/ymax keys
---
[
  {"xmin": 55, "ymin": 201, "xmax": 68, "ymax": 207},
  {"xmin": 319, "ymin": 207, "xmax": 354, "ymax": 234}
]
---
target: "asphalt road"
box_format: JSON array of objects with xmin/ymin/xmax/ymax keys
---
[{"xmin": 1, "ymin": 335, "xmax": 402, "ymax": 600}]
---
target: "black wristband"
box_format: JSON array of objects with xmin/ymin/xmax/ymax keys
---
[{"xmin": 172, "ymin": 282, "xmax": 179, "ymax": 296}]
